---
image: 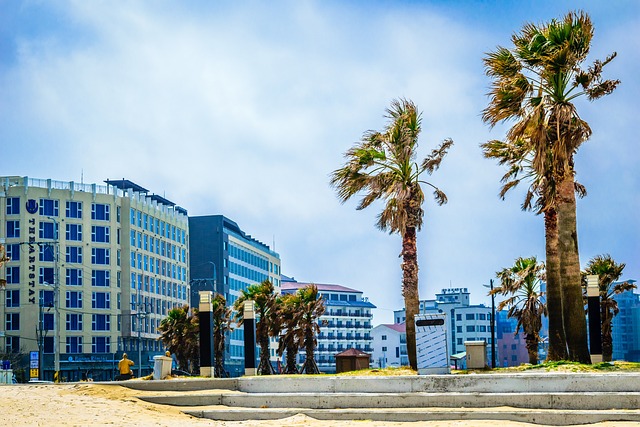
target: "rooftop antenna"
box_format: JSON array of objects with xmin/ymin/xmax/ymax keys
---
[
  {"xmin": 81, "ymin": 169, "xmax": 84, "ymax": 185},
  {"xmin": 272, "ymin": 235, "xmax": 276, "ymax": 250}
]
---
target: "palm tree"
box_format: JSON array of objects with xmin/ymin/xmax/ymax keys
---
[
  {"xmin": 276, "ymin": 293, "xmax": 301, "ymax": 374},
  {"xmin": 158, "ymin": 305, "xmax": 200, "ymax": 373},
  {"xmin": 583, "ymin": 255, "xmax": 637, "ymax": 362},
  {"xmin": 233, "ymin": 280, "xmax": 279, "ymax": 375},
  {"xmin": 211, "ymin": 294, "xmax": 233, "ymax": 377},
  {"xmin": 330, "ymin": 98, "xmax": 453, "ymax": 369},
  {"xmin": 482, "ymin": 11, "xmax": 619, "ymax": 363},
  {"xmin": 492, "ymin": 257, "xmax": 547, "ymax": 365},
  {"xmin": 296, "ymin": 285, "xmax": 326, "ymax": 374}
]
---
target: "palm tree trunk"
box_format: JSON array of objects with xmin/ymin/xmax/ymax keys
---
[
  {"xmin": 285, "ymin": 339, "xmax": 298, "ymax": 374},
  {"xmin": 601, "ymin": 308, "xmax": 613, "ymax": 362},
  {"xmin": 402, "ymin": 226, "xmax": 419, "ymax": 370},
  {"xmin": 525, "ymin": 333, "xmax": 539, "ymax": 365},
  {"xmin": 544, "ymin": 208, "xmax": 568, "ymax": 361},
  {"xmin": 557, "ymin": 176, "xmax": 590, "ymax": 363}
]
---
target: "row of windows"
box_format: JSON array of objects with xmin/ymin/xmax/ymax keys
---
[
  {"xmin": 229, "ymin": 261, "xmax": 268, "ymax": 284},
  {"xmin": 130, "ymin": 254, "xmax": 186, "ymax": 280},
  {"xmin": 456, "ymin": 312, "xmax": 491, "ymax": 321},
  {"xmin": 130, "ymin": 208, "xmax": 186, "ymax": 244},
  {"xmin": 228, "ymin": 243, "xmax": 270, "ymax": 271},
  {"xmin": 4, "ymin": 221, "xmax": 115, "ymax": 243},
  {"xmin": 129, "ymin": 231, "xmax": 186, "ymax": 262},
  {"xmin": 4, "ymin": 289, "xmax": 114, "ymax": 310},
  {"xmin": 5, "ymin": 312, "xmax": 112, "ymax": 331},
  {"xmin": 5, "ymin": 198, "xmax": 113, "ymax": 221},
  {"xmin": 457, "ymin": 325, "xmax": 489, "ymax": 333},
  {"xmin": 129, "ymin": 274, "xmax": 188, "ymax": 299},
  {"xmin": 5, "ymin": 266, "xmax": 113, "ymax": 286}
]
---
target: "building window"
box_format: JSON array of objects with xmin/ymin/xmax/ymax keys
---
[
  {"xmin": 40, "ymin": 290, "xmax": 54, "ymax": 307},
  {"xmin": 478, "ymin": 313, "xmax": 486, "ymax": 320},
  {"xmin": 6, "ymin": 290, "xmax": 19, "ymax": 308},
  {"xmin": 39, "ymin": 245, "xmax": 55, "ymax": 262},
  {"xmin": 91, "ymin": 203, "xmax": 110, "ymax": 221},
  {"xmin": 39, "ymin": 221, "xmax": 58, "ymax": 240},
  {"xmin": 5, "ymin": 244, "xmax": 20, "ymax": 261},
  {"xmin": 466, "ymin": 314, "xmax": 475, "ymax": 320},
  {"xmin": 381, "ymin": 335, "xmax": 387, "ymax": 341},
  {"xmin": 66, "ymin": 314, "xmax": 83, "ymax": 331},
  {"xmin": 39, "ymin": 199, "xmax": 59, "ymax": 217},
  {"xmin": 6, "ymin": 220, "xmax": 20, "ymax": 238},
  {"xmin": 5, "ymin": 313, "xmax": 19, "ymax": 330},
  {"xmin": 91, "ymin": 248, "xmax": 110, "ymax": 265},
  {"xmin": 65, "ymin": 201, "xmax": 82, "ymax": 219},
  {"xmin": 43, "ymin": 313, "xmax": 54, "ymax": 331},
  {"xmin": 92, "ymin": 292, "xmax": 111, "ymax": 309},
  {"xmin": 466, "ymin": 325, "xmax": 475, "ymax": 332},
  {"xmin": 92, "ymin": 336, "xmax": 111, "ymax": 353},
  {"xmin": 457, "ymin": 338, "xmax": 463, "ymax": 345},
  {"xmin": 91, "ymin": 226, "xmax": 110, "ymax": 243},
  {"xmin": 66, "ymin": 246, "xmax": 83, "ymax": 264},
  {"xmin": 66, "ymin": 337, "xmax": 83, "ymax": 353},
  {"xmin": 92, "ymin": 270, "xmax": 110, "ymax": 287},
  {"xmin": 66, "ymin": 268, "xmax": 83, "ymax": 286},
  {"xmin": 6, "ymin": 266, "xmax": 19, "ymax": 284},
  {"xmin": 6, "ymin": 336, "xmax": 20, "ymax": 353},
  {"xmin": 6, "ymin": 197, "xmax": 20, "ymax": 215},
  {"xmin": 456, "ymin": 314, "xmax": 462, "ymax": 321},
  {"xmin": 92, "ymin": 314, "xmax": 110, "ymax": 331},
  {"xmin": 456, "ymin": 326, "xmax": 462, "ymax": 333},
  {"xmin": 39, "ymin": 267, "xmax": 54, "ymax": 285},
  {"xmin": 66, "ymin": 291, "xmax": 83, "ymax": 308},
  {"xmin": 66, "ymin": 224, "xmax": 83, "ymax": 241}
]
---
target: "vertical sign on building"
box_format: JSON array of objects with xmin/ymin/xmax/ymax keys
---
[{"xmin": 415, "ymin": 313, "xmax": 450, "ymax": 375}]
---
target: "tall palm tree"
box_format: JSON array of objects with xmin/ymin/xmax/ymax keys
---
[
  {"xmin": 233, "ymin": 280, "xmax": 279, "ymax": 375},
  {"xmin": 158, "ymin": 305, "xmax": 200, "ymax": 373},
  {"xmin": 296, "ymin": 285, "xmax": 326, "ymax": 374},
  {"xmin": 276, "ymin": 293, "xmax": 301, "ymax": 374},
  {"xmin": 492, "ymin": 257, "xmax": 547, "ymax": 365},
  {"xmin": 211, "ymin": 293, "xmax": 233, "ymax": 377},
  {"xmin": 330, "ymin": 98, "xmax": 453, "ymax": 369},
  {"xmin": 583, "ymin": 254, "xmax": 637, "ymax": 362},
  {"xmin": 482, "ymin": 11, "xmax": 619, "ymax": 363}
]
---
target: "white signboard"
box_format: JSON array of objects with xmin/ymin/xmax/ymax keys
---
[{"xmin": 415, "ymin": 313, "xmax": 450, "ymax": 375}]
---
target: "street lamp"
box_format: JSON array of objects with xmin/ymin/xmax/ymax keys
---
[
  {"xmin": 45, "ymin": 216, "xmax": 61, "ymax": 381},
  {"xmin": 483, "ymin": 279, "xmax": 496, "ymax": 369}
]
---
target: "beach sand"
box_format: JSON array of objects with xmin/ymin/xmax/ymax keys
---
[{"xmin": 0, "ymin": 383, "xmax": 635, "ymax": 427}]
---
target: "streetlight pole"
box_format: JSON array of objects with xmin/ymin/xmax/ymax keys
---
[
  {"xmin": 133, "ymin": 286, "xmax": 150, "ymax": 378},
  {"xmin": 484, "ymin": 279, "xmax": 496, "ymax": 369},
  {"xmin": 47, "ymin": 216, "xmax": 61, "ymax": 381}
]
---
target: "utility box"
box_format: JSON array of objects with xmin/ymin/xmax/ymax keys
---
[
  {"xmin": 465, "ymin": 341, "xmax": 487, "ymax": 369},
  {"xmin": 415, "ymin": 313, "xmax": 450, "ymax": 375}
]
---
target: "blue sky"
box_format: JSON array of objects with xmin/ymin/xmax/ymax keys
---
[{"xmin": 1, "ymin": 0, "xmax": 638, "ymax": 324}]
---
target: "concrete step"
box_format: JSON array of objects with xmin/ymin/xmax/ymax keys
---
[
  {"xmin": 183, "ymin": 406, "xmax": 640, "ymax": 425},
  {"xmin": 140, "ymin": 391, "xmax": 640, "ymax": 411}
]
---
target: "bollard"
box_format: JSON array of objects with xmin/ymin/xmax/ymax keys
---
[
  {"xmin": 243, "ymin": 300, "xmax": 257, "ymax": 376},
  {"xmin": 199, "ymin": 291, "xmax": 215, "ymax": 377},
  {"xmin": 586, "ymin": 275, "xmax": 602, "ymax": 363}
]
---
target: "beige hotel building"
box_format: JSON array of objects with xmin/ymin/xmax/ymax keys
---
[{"xmin": 0, "ymin": 176, "xmax": 189, "ymax": 381}]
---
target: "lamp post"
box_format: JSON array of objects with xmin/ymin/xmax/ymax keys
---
[
  {"xmin": 132, "ymin": 286, "xmax": 151, "ymax": 378},
  {"xmin": 46, "ymin": 216, "xmax": 61, "ymax": 381},
  {"xmin": 484, "ymin": 279, "xmax": 496, "ymax": 369}
]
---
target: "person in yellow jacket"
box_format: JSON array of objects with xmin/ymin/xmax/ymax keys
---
[{"xmin": 117, "ymin": 353, "xmax": 134, "ymax": 380}]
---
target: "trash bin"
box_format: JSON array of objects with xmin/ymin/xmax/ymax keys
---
[
  {"xmin": 153, "ymin": 355, "xmax": 172, "ymax": 380},
  {"xmin": 465, "ymin": 340, "xmax": 487, "ymax": 369}
]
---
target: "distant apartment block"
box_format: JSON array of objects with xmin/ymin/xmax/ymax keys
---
[
  {"xmin": 496, "ymin": 310, "xmax": 529, "ymax": 367},
  {"xmin": 188, "ymin": 215, "xmax": 281, "ymax": 377},
  {"xmin": 281, "ymin": 277, "xmax": 375, "ymax": 373},
  {"xmin": 1, "ymin": 176, "xmax": 190, "ymax": 381}
]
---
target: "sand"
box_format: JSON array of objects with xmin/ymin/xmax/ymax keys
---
[{"xmin": 0, "ymin": 383, "xmax": 635, "ymax": 427}]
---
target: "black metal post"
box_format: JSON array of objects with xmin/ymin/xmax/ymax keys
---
[
  {"xmin": 198, "ymin": 291, "xmax": 215, "ymax": 377},
  {"xmin": 586, "ymin": 275, "xmax": 602, "ymax": 363},
  {"xmin": 243, "ymin": 300, "xmax": 257, "ymax": 376},
  {"xmin": 490, "ymin": 279, "xmax": 496, "ymax": 369}
]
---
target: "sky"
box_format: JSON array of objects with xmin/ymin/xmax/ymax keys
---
[{"xmin": 1, "ymin": 0, "xmax": 638, "ymax": 325}]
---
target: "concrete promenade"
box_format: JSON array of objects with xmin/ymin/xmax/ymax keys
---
[{"xmin": 122, "ymin": 373, "xmax": 640, "ymax": 425}]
